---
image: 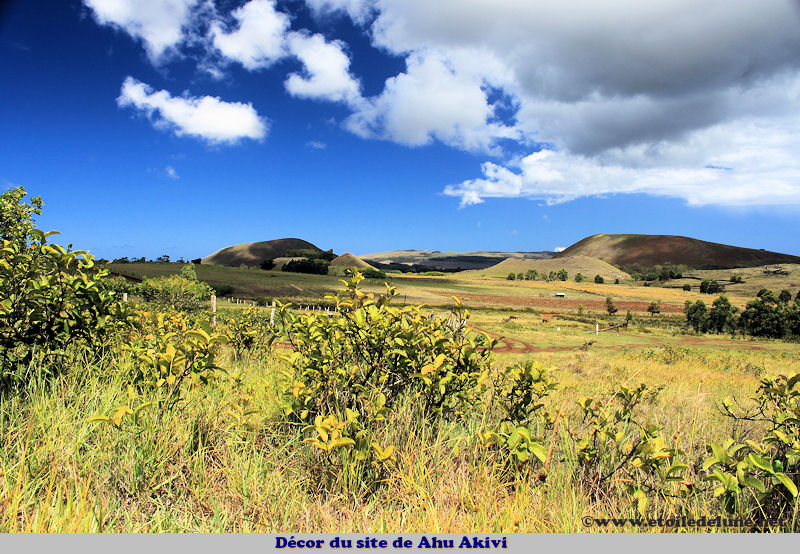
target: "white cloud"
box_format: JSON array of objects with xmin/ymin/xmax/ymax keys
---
[
  {"xmin": 304, "ymin": 0, "xmax": 374, "ymax": 23},
  {"xmin": 554, "ymin": 247, "xmax": 566, "ymax": 252},
  {"xmin": 83, "ymin": 0, "xmax": 199, "ymax": 62},
  {"xmin": 345, "ymin": 51, "xmax": 518, "ymax": 153},
  {"xmin": 210, "ymin": 0, "xmax": 289, "ymax": 70},
  {"xmin": 444, "ymin": 111, "xmax": 800, "ymax": 207},
  {"xmin": 165, "ymin": 165, "xmax": 179, "ymax": 179},
  {"xmin": 117, "ymin": 76, "xmax": 267, "ymax": 144},
  {"xmin": 285, "ymin": 32, "xmax": 361, "ymax": 104},
  {"xmin": 306, "ymin": 140, "xmax": 327, "ymax": 149}
]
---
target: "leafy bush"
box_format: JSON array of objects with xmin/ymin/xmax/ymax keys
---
[
  {"xmin": 0, "ymin": 188, "xmax": 131, "ymax": 389},
  {"xmin": 138, "ymin": 275, "xmax": 213, "ymax": 312},
  {"xmin": 594, "ymin": 274, "xmax": 604, "ymax": 284},
  {"xmin": 278, "ymin": 272, "xmax": 497, "ymax": 491}
]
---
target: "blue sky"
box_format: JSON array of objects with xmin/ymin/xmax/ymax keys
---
[{"xmin": 2, "ymin": 0, "xmax": 800, "ymax": 260}]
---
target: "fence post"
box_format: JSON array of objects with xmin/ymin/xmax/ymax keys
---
[
  {"xmin": 596, "ymin": 323, "xmax": 599, "ymax": 335},
  {"xmin": 122, "ymin": 292, "xmax": 127, "ymax": 302},
  {"xmin": 211, "ymin": 295, "xmax": 216, "ymax": 328},
  {"xmin": 270, "ymin": 300, "xmax": 276, "ymax": 327}
]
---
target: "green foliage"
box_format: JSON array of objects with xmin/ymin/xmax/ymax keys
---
[
  {"xmin": 507, "ymin": 272, "xmax": 515, "ymax": 281},
  {"xmin": 359, "ymin": 267, "xmax": 387, "ymax": 279},
  {"xmin": 217, "ymin": 306, "xmax": 277, "ymax": 359},
  {"xmin": 284, "ymin": 248, "xmax": 335, "ymax": 261},
  {"xmin": 685, "ymin": 300, "xmax": 708, "ymax": 333},
  {"xmin": 180, "ymin": 262, "xmax": 198, "ymax": 281},
  {"xmin": 283, "ymin": 258, "xmax": 329, "ymax": 275},
  {"xmin": 138, "ymin": 274, "xmax": 213, "ymax": 312},
  {"xmin": 705, "ymin": 372, "xmax": 800, "ymax": 518},
  {"xmin": 278, "ymin": 272, "xmax": 497, "ymax": 490},
  {"xmin": 647, "ymin": 301, "xmax": 661, "ymax": 317},
  {"xmin": 556, "ymin": 268, "xmax": 568, "ymax": 281},
  {"xmin": 260, "ymin": 258, "xmax": 275, "ymax": 270},
  {"xmin": 708, "ymin": 295, "xmax": 737, "ymax": 334},
  {"xmin": 104, "ymin": 275, "xmax": 137, "ymax": 295},
  {"xmin": 574, "ymin": 272, "xmax": 583, "ymax": 282},
  {"xmin": 1, "ymin": 186, "xmax": 43, "ymax": 247},
  {"xmin": 682, "ymin": 284, "xmax": 692, "ymax": 292},
  {"xmin": 700, "ymin": 279, "xmax": 725, "ymax": 294},
  {"xmin": 0, "ymin": 228, "xmax": 131, "ymax": 389},
  {"xmin": 525, "ymin": 269, "xmax": 539, "ymax": 281},
  {"xmin": 594, "ymin": 274, "xmax": 604, "ymax": 284},
  {"xmin": 606, "ymin": 296, "xmax": 618, "ymax": 315}
]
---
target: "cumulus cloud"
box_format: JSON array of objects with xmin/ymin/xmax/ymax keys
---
[
  {"xmin": 554, "ymin": 247, "xmax": 566, "ymax": 253},
  {"xmin": 345, "ymin": 51, "xmax": 518, "ymax": 152},
  {"xmin": 304, "ymin": 0, "xmax": 374, "ymax": 23},
  {"xmin": 117, "ymin": 76, "xmax": 267, "ymax": 144},
  {"xmin": 83, "ymin": 0, "xmax": 200, "ymax": 62},
  {"xmin": 341, "ymin": 0, "xmax": 800, "ymax": 206},
  {"xmin": 210, "ymin": 0, "xmax": 289, "ymax": 70},
  {"xmin": 165, "ymin": 165, "xmax": 179, "ymax": 179},
  {"xmin": 306, "ymin": 140, "xmax": 327, "ymax": 149},
  {"xmin": 285, "ymin": 32, "xmax": 361, "ymax": 104}
]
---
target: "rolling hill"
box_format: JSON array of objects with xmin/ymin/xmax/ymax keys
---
[
  {"xmin": 474, "ymin": 255, "xmax": 631, "ymax": 281},
  {"xmin": 556, "ymin": 234, "xmax": 800, "ymax": 269},
  {"xmin": 361, "ymin": 249, "xmax": 555, "ymax": 271},
  {"xmin": 329, "ymin": 253, "xmax": 376, "ymax": 276},
  {"xmin": 202, "ymin": 238, "xmax": 322, "ymax": 267}
]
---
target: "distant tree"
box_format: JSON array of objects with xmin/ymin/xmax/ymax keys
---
[
  {"xmin": 626, "ymin": 309, "xmax": 633, "ymax": 323},
  {"xmin": 708, "ymin": 295, "xmax": 737, "ymax": 334},
  {"xmin": 156, "ymin": 254, "xmax": 171, "ymax": 263},
  {"xmin": 699, "ymin": 280, "xmax": 710, "ymax": 294},
  {"xmin": 779, "ymin": 289, "xmax": 793, "ymax": 304},
  {"xmin": 682, "ymin": 284, "xmax": 692, "ymax": 292},
  {"xmin": 757, "ymin": 289, "xmax": 780, "ymax": 305},
  {"xmin": 614, "ymin": 278, "xmax": 620, "ymax": 284},
  {"xmin": 517, "ymin": 272, "xmax": 524, "ymax": 280},
  {"xmin": 507, "ymin": 272, "xmax": 516, "ymax": 281},
  {"xmin": 606, "ymin": 296, "xmax": 618, "ymax": 315},
  {"xmin": 730, "ymin": 274, "xmax": 744, "ymax": 283},
  {"xmin": 260, "ymin": 258, "xmax": 276, "ymax": 270},
  {"xmin": 575, "ymin": 272, "xmax": 584, "ymax": 283},
  {"xmin": 283, "ymin": 259, "xmax": 329, "ymax": 275},
  {"xmin": 685, "ymin": 300, "xmax": 708, "ymax": 333},
  {"xmin": 594, "ymin": 274, "xmax": 604, "ymax": 284},
  {"xmin": 191, "ymin": 258, "xmax": 202, "ymax": 264},
  {"xmin": 756, "ymin": 288, "xmax": 772, "ymax": 299},
  {"xmin": 647, "ymin": 301, "xmax": 661, "ymax": 317},
  {"xmin": 361, "ymin": 267, "xmax": 387, "ymax": 279},
  {"xmin": 577, "ymin": 304, "xmax": 586, "ymax": 317},
  {"xmin": 707, "ymin": 280, "xmax": 724, "ymax": 294},
  {"xmin": 180, "ymin": 262, "xmax": 198, "ymax": 281},
  {"xmin": 557, "ymin": 268, "xmax": 568, "ymax": 281},
  {"xmin": 525, "ymin": 269, "xmax": 538, "ymax": 280},
  {"xmin": 740, "ymin": 298, "xmax": 785, "ymax": 338}
]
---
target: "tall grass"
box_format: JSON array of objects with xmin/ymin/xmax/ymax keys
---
[{"xmin": 2, "ymin": 340, "xmax": 796, "ymax": 532}]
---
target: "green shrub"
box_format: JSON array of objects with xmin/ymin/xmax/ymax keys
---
[
  {"xmin": 138, "ymin": 275, "xmax": 213, "ymax": 312},
  {"xmin": 283, "ymin": 258, "xmax": 329, "ymax": 275}
]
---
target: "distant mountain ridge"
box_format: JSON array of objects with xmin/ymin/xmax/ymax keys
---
[{"xmin": 556, "ymin": 234, "xmax": 800, "ymax": 269}]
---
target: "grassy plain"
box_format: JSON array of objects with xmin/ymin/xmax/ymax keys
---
[{"xmin": 4, "ymin": 264, "xmax": 799, "ymax": 532}]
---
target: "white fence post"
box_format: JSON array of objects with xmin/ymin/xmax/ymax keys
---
[
  {"xmin": 211, "ymin": 295, "xmax": 216, "ymax": 327},
  {"xmin": 596, "ymin": 323, "xmax": 599, "ymax": 335},
  {"xmin": 270, "ymin": 300, "xmax": 276, "ymax": 327},
  {"xmin": 122, "ymin": 292, "xmax": 128, "ymax": 302}
]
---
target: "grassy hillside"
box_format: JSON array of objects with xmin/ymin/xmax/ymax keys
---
[
  {"xmin": 329, "ymin": 253, "xmax": 375, "ymax": 276},
  {"xmin": 473, "ymin": 255, "xmax": 631, "ymax": 281},
  {"xmin": 361, "ymin": 249, "xmax": 555, "ymax": 270},
  {"xmin": 557, "ymin": 233, "xmax": 800, "ymax": 269},
  {"xmin": 202, "ymin": 238, "xmax": 322, "ymax": 267}
]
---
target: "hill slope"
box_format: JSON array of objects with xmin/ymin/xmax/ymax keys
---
[
  {"xmin": 203, "ymin": 238, "xmax": 322, "ymax": 267},
  {"xmin": 557, "ymin": 234, "xmax": 800, "ymax": 269},
  {"xmin": 475, "ymin": 255, "xmax": 630, "ymax": 281},
  {"xmin": 361, "ymin": 249, "xmax": 555, "ymax": 271},
  {"xmin": 329, "ymin": 253, "xmax": 376, "ymax": 276}
]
